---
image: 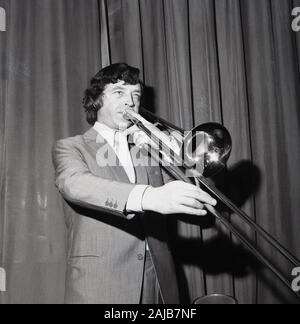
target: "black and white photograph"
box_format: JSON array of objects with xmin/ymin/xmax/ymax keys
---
[{"xmin": 0, "ymin": 0, "xmax": 300, "ymax": 306}]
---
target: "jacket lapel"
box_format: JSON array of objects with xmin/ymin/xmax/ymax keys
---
[
  {"xmin": 83, "ymin": 128, "xmax": 131, "ymax": 184},
  {"xmin": 83, "ymin": 128, "xmax": 160, "ymax": 186}
]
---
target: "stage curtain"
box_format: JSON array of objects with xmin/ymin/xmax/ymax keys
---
[
  {"xmin": 0, "ymin": 0, "xmax": 299, "ymax": 304},
  {"xmin": 0, "ymin": 0, "xmax": 104, "ymax": 304}
]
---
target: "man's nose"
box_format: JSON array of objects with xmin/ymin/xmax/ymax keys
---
[{"xmin": 125, "ymin": 94, "xmax": 135, "ymax": 107}]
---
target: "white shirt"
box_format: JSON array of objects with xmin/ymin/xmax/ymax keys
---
[{"xmin": 93, "ymin": 122, "xmax": 148, "ymax": 213}]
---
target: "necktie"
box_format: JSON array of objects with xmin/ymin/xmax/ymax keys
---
[{"xmin": 113, "ymin": 131, "xmax": 136, "ymax": 183}]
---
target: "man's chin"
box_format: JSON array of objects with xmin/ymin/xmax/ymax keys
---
[{"xmin": 117, "ymin": 120, "xmax": 131, "ymax": 131}]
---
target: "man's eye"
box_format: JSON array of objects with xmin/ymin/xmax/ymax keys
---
[{"xmin": 115, "ymin": 91, "xmax": 123, "ymax": 96}]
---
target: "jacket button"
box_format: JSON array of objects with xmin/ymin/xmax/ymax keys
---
[{"xmin": 137, "ymin": 254, "xmax": 144, "ymax": 261}]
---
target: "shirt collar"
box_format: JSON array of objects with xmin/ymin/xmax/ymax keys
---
[
  {"xmin": 93, "ymin": 121, "xmax": 129, "ymax": 146},
  {"xmin": 94, "ymin": 121, "xmax": 116, "ymax": 136}
]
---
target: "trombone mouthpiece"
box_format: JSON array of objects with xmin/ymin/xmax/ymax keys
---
[
  {"xmin": 123, "ymin": 109, "xmax": 137, "ymax": 122},
  {"xmin": 123, "ymin": 109, "xmax": 131, "ymax": 120}
]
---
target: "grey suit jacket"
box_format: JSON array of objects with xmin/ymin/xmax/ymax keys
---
[{"xmin": 52, "ymin": 128, "xmax": 180, "ymax": 304}]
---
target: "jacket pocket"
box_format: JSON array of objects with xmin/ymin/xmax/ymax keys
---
[{"xmin": 68, "ymin": 233, "xmax": 104, "ymax": 259}]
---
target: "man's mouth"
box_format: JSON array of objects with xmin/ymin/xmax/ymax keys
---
[{"xmin": 119, "ymin": 109, "xmax": 135, "ymax": 118}]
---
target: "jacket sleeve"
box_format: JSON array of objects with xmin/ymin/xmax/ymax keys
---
[{"xmin": 52, "ymin": 138, "xmax": 136, "ymax": 219}]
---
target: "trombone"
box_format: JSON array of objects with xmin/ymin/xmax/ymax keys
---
[{"xmin": 124, "ymin": 108, "xmax": 300, "ymax": 297}]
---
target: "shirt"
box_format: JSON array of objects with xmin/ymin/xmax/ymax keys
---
[{"xmin": 93, "ymin": 122, "xmax": 148, "ymax": 213}]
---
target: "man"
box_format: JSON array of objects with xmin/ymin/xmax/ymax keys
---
[{"xmin": 52, "ymin": 63, "xmax": 217, "ymax": 304}]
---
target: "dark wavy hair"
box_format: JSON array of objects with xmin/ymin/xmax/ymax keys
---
[{"xmin": 83, "ymin": 63, "xmax": 142, "ymax": 125}]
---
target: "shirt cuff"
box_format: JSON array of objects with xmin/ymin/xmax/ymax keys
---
[{"xmin": 126, "ymin": 185, "xmax": 149, "ymax": 217}]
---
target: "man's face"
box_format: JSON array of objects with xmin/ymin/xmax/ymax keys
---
[{"xmin": 97, "ymin": 81, "xmax": 142, "ymax": 130}]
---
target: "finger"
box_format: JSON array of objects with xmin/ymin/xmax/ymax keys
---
[
  {"xmin": 183, "ymin": 189, "xmax": 217, "ymax": 206},
  {"xmin": 176, "ymin": 205, "xmax": 207, "ymax": 216},
  {"xmin": 170, "ymin": 181, "xmax": 217, "ymax": 205},
  {"xmin": 204, "ymin": 204, "xmax": 217, "ymax": 215},
  {"xmin": 175, "ymin": 181, "xmax": 199, "ymax": 192},
  {"xmin": 177, "ymin": 182, "xmax": 213, "ymax": 197},
  {"xmin": 180, "ymin": 197, "xmax": 204, "ymax": 210},
  {"xmin": 170, "ymin": 182, "xmax": 213, "ymax": 202}
]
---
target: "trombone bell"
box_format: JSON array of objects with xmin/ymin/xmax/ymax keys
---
[
  {"xmin": 140, "ymin": 108, "xmax": 232, "ymax": 178},
  {"xmin": 182, "ymin": 123, "xmax": 232, "ymax": 178}
]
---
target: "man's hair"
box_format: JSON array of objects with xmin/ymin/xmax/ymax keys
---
[{"xmin": 83, "ymin": 63, "xmax": 142, "ymax": 125}]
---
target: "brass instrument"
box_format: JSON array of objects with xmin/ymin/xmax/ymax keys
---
[{"xmin": 124, "ymin": 108, "xmax": 300, "ymax": 298}]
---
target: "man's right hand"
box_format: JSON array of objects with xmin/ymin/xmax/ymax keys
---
[{"xmin": 142, "ymin": 181, "xmax": 217, "ymax": 216}]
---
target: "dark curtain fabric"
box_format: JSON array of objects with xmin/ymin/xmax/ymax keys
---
[
  {"xmin": 0, "ymin": 0, "xmax": 299, "ymax": 304},
  {"xmin": 0, "ymin": 0, "xmax": 104, "ymax": 304}
]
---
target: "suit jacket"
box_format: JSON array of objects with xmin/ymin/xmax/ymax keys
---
[{"xmin": 52, "ymin": 127, "xmax": 180, "ymax": 304}]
